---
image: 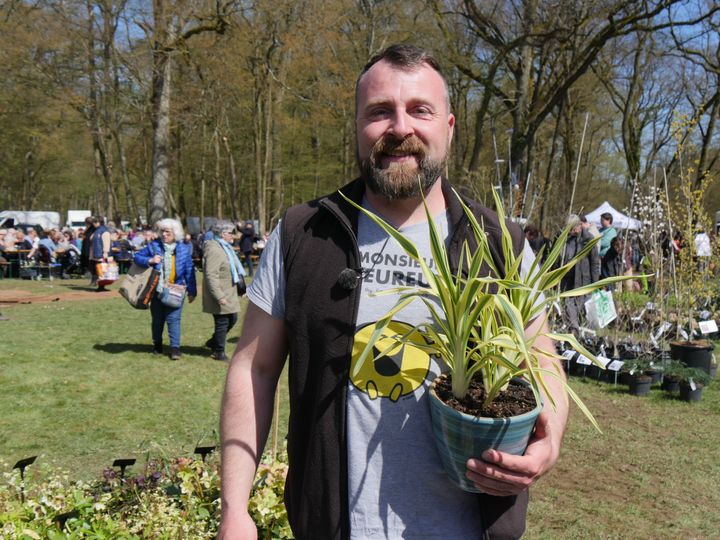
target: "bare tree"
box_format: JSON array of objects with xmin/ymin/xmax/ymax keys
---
[
  {"xmin": 140, "ymin": 0, "xmax": 236, "ymax": 224},
  {"xmin": 431, "ymin": 0, "xmax": 719, "ymax": 196}
]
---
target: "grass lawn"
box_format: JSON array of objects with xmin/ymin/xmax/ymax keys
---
[
  {"xmin": 1, "ymin": 279, "xmax": 719, "ymax": 538},
  {"xmin": 0, "ymin": 278, "xmax": 288, "ymax": 480}
]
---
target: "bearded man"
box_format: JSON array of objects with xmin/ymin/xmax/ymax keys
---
[{"xmin": 218, "ymin": 44, "xmax": 567, "ymax": 540}]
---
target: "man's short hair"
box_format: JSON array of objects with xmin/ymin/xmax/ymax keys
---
[
  {"xmin": 355, "ymin": 44, "xmax": 450, "ymax": 112},
  {"xmin": 600, "ymin": 212, "xmax": 613, "ymax": 224},
  {"xmin": 567, "ymin": 214, "xmax": 581, "ymax": 229}
]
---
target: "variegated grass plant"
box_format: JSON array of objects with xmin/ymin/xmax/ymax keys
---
[{"xmin": 341, "ymin": 187, "xmax": 629, "ymax": 430}]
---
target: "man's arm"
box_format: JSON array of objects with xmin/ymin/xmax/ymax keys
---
[
  {"xmin": 218, "ymin": 302, "xmax": 288, "ymax": 539},
  {"xmin": 465, "ymin": 315, "xmax": 568, "ymax": 496}
]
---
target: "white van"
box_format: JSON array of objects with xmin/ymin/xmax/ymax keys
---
[
  {"xmin": 0, "ymin": 210, "xmax": 61, "ymax": 231},
  {"xmin": 67, "ymin": 210, "xmax": 92, "ymax": 231}
]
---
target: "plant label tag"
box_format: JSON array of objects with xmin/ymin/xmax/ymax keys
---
[
  {"xmin": 646, "ymin": 302, "xmax": 656, "ymax": 310},
  {"xmin": 576, "ymin": 354, "xmax": 593, "ymax": 366},
  {"xmin": 608, "ymin": 360, "xmax": 624, "ymax": 372},
  {"xmin": 689, "ymin": 378, "xmax": 697, "ymax": 391},
  {"xmin": 653, "ymin": 321, "xmax": 672, "ymax": 340},
  {"xmin": 562, "ymin": 350, "xmax": 576, "ymax": 360},
  {"xmin": 699, "ymin": 320, "xmax": 718, "ymax": 334},
  {"xmin": 596, "ymin": 355, "xmax": 611, "ymax": 368},
  {"xmin": 679, "ymin": 328, "xmax": 689, "ymax": 340}
]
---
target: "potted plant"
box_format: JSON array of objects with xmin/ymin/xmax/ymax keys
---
[
  {"xmin": 660, "ymin": 360, "xmax": 685, "ymax": 393},
  {"xmin": 342, "ymin": 188, "xmax": 629, "ymax": 491},
  {"xmin": 678, "ymin": 367, "xmax": 711, "ymax": 402},
  {"xmin": 616, "ymin": 358, "xmax": 653, "ymax": 396}
]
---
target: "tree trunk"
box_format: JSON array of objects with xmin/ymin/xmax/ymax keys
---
[{"xmin": 148, "ymin": 0, "xmax": 174, "ymax": 224}]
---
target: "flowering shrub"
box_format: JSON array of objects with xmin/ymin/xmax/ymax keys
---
[{"xmin": 0, "ymin": 449, "xmax": 291, "ymax": 539}]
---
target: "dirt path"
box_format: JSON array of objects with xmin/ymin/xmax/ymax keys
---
[{"xmin": 0, "ymin": 287, "xmax": 120, "ymax": 304}]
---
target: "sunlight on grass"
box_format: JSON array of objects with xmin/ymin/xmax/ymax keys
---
[{"xmin": 0, "ymin": 279, "xmax": 289, "ymax": 480}]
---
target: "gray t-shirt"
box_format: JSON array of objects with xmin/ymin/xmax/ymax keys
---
[{"xmin": 248, "ymin": 201, "xmax": 539, "ymax": 539}]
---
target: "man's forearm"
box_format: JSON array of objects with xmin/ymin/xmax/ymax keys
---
[
  {"xmin": 220, "ymin": 360, "xmax": 279, "ymax": 513},
  {"xmin": 219, "ymin": 304, "xmax": 288, "ymax": 518}
]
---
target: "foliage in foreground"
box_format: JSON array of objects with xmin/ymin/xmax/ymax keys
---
[{"xmin": 0, "ymin": 451, "xmax": 291, "ymax": 539}]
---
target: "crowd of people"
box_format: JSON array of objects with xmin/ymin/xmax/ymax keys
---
[
  {"xmin": 0, "ymin": 216, "xmax": 262, "ymax": 358},
  {"xmin": 0, "ymin": 217, "xmax": 262, "ymax": 281},
  {"xmin": 524, "ymin": 211, "xmax": 714, "ymax": 331}
]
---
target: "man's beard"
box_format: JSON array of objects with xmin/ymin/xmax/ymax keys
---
[{"xmin": 359, "ymin": 135, "xmax": 447, "ymax": 200}]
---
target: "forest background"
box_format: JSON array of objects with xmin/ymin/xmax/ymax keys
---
[{"xmin": 1, "ymin": 0, "xmax": 719, "ymax": 235}]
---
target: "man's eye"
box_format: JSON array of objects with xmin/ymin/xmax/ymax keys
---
[
  {"xmin": 413, "ymin": 106, "xmax": 432, "ymax": 115},
  {"xmin": 368, "ymin": 108, "xmax": 390, "ymax": 119}
]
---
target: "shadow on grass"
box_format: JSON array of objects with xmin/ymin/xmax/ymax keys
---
[
  {"xmin": 66, "ymin": 284, "xmax": 103, "ymax": 292},
  {"xmin": 93, "ymin": 343, "xmax": 213, "ymax": 357}
]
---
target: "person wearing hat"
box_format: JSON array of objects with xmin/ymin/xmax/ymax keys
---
[{"xmin": 561, "ymin": 214, "xmax": 600, "ymax": 330}]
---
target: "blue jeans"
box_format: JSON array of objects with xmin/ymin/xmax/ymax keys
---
[{"xmin": 151, "ymin": 296, "xmax": 183, "ymax": 348}]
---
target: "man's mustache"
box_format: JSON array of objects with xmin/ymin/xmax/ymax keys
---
[{"xmin": 369, "ymin": 135, "xmax": 427, "ymax": 165}]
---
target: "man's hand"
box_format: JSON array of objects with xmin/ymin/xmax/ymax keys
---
[
  {"xmin": 465, "ymin": 410, "xmax": 560, "ymax": 496},
  {"xmin": 188, "ymin": 295, "xmax": 196, "ymax": 304},
  {"xmin": 219, "ymin": 298, "xmax": 228, "ymax": 306},
  {"xmin": 217, "ymin": 510, "xmax": 257, "ymax": 540}
]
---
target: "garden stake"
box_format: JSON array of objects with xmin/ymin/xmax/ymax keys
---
[
  {"xmin": 112, "ymin": 458, "xmax": 136, "ymax": 483},
  {"xmin": 567, "ymin": 112, "xmax": 589, "ymax": 218},
  {"xmin": 194, "ymin": 446, "xmax": 216, "ymax": 462},
  {"xmin": 13, "ymin": 455, "xmax": 36, "ymax": 503}
]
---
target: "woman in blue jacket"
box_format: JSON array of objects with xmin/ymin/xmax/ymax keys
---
[{"xmin": 135, "ymin": 218, "xmax": 197, "ymax": 360}]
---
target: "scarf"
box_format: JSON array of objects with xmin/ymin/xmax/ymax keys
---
[
  {"xmin": 217, "ymin": 238, "xmax": 245, "ymax": 284},
  {"xmin": 156, "ymin": 241, "xmax": 176, "ymax": 293}
]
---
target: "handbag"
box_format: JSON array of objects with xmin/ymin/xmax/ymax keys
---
[
  {"xmin": 119, "ymin": 262, "xmax": 160, "ymax": 309},
  {"xmin": 159, "ymin": 282, "xmax": 187, "ymax": 308},
  {"xmin": 236, "ymin": 276, "xmax": 247, "ymax": 297},
  {"xmin": 96, "ymin": 261, "xmax": 120, "ymax": 286}
]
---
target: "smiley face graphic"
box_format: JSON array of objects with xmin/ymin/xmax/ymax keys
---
[{"xmin": 350, "ymin": 321, "xmax": 432, "ymax": 402}]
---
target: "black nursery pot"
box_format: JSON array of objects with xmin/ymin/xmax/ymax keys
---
[
  {"xmin": 679, "ymin": 382, "xmax": 704, "ymax": 402},
  {"xmin": 670, "ymin": 341, "xmax": 714, "ymax": 375},
  {"xmin": 661, "ymin": 375, "xmax": 681, "ymax": 393},
  {"xmin": 628, "ymin": 375, "xmax": 653, "ymax": 396},
  {"xmin": 618, "ymin": 370, "xmax": 633, "ymax": 386},
  {"xmin": 645, "ymin": 369, "xmax": 662, "ymax": 386}
]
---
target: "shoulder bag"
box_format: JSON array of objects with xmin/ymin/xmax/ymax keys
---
[{"xmin": 119, "ymin": 262, "xmax": 161, "ymax": 309}]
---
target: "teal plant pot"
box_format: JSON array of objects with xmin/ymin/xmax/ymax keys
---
[{"xmin": 428, "ymin": 379, "xmax": 542, "ymax": 493}]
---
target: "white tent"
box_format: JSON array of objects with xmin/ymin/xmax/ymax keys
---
[{"xmin": 583, "ymin": 201, "xmax": 642, "ymax": 231}]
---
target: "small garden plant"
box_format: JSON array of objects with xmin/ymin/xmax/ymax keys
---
[{"xmin": 0, "ymin": 450, "xmax": 291, "ymax": 539}]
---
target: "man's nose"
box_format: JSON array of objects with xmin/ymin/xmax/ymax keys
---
[{"xmin": 388, "ymin": 110, "xmax": 413, "ymax": 138}]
